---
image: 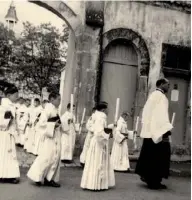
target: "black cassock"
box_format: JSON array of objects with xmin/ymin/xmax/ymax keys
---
[{"xmin": 135, "ymin": 131, "xmax": 171, "ymax": 185}]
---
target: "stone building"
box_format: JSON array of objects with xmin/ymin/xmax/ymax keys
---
[{"xmin": 29, "ymin": 1, "xmax": 191, "ymax": 155}]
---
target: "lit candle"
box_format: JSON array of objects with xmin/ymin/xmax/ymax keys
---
[{"xmin": 114, "ymin": 98, "xmax": 120, "ymax": 123}]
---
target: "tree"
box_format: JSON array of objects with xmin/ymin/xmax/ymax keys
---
[
  {"xmin": 0, "ymin": 23, "xmax": 16, "ymax": 76},
  {"xmin": 13, "ymin": 22, "xmax": 68, "ymax": 95}
]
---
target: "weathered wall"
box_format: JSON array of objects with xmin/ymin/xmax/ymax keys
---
[{"xmin": 103, "ymin": 1, "xmax": 191, "ymax": 93}]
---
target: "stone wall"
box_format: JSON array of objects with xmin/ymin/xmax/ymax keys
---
[{"xmin": 103, "ymin": 1, "xmax": 191, "ymax": 93}]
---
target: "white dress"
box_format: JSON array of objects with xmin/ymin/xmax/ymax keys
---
[
  {"xmin": 0, "ymin": 98, "xmax": 20, "ymax": 178},
  {"xmin": 80, "ymin": 111, "xmax": 115, "ymax": 190},
  {"xmin": 110, "ymin": 117, "xmax": 133, "ymax": 171},
  {"xmin": 60, "ymin": 111, "xmax": 76, "ymax": 161},
  {"xmin": 27, "ymin": 103, "xmax": 62, "ymax": 183},
  {"xmin": 80, "ymin": 113, "xmax": 95, "ymax": 164}
]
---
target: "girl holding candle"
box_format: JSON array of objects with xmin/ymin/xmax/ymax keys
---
[{"xmin": 80, "ymin": 102, "xmax": 115, "ymax": 191}]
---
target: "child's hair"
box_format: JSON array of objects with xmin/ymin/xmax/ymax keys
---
[
  {"xmin": 92, "ymin": 107, "xmax": 96, "ymax": 112},
  {"xmin": 4, "ymin": 86, "xmax": 18, "ymax": 96},
  {"xmin": 96, "ymin": 102, "xmax": 108, "ymax": 111},
  {"xmin": 43, "ymin": 99, "xmax": 49, "ymax": 104},
  {"xmin": 48, "ymin": 92, "xmax": 60, "ymax": 101},
  {"xmin": 121, "ymin": 112, "xmax": 130, "ymax": 118},
  {"xmin": 34, "ymin": 98, "xmax": 40, "ymax": 103},
  {"xmin": 67, "ymin": 103, "xmax": 75, "ymax": 109}
]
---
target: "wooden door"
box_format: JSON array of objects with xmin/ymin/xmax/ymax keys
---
[
  {"xmin": 166, "ymin": 76, "xmax": 189, "ymax": 145},
  {"xmin": 100, "ymin": 40, "xmax": 138, "ymax": 129}
]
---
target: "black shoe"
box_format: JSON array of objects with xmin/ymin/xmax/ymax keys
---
[
  {"xmin": 8, "ymin": 178, "xmax": 20, "ymax": 184},
  {"xmin": 140, "ymin": 177, "xmax": 147, "ymax": 183},
  {"xmin": 49, "ymin": 181, "xmax": 60, "ymax": 188},
  {"xmin": 159, "ymin": 183, "xmax": 167, "ymax": 189},
  {"xmin": 148, "ymin": 183, "xmax": 167, "ymax": 190},
  {"xmin": 35, "ymin": 182, "xmax": 42, "ymax": 186},
  {"xmin": 44, "ymin": 179, "xmax": 60, "ymax": 187}
]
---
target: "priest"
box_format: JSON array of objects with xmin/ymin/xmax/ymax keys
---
[{"xmin": 135, "ymin": 78, "xmax": 173, "ymax": 189}]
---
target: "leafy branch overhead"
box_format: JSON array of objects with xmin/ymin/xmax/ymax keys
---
[{"xmin": 0, "ymin": 21, "xmax": 69, "ymax": 95}]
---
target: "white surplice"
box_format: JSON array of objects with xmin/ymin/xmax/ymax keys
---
[
  {"xmin": 60, "ymin": 111, "xmax": 76, "ymax": 161},
  {"xmin": 80, "ymin": 111, "xmax": 115, "ymax": 190},
  {"xmin": 110, "ymin": 117, "xmax": 133, "ymax": 171},
  {"xmin": 0, "ymin": 98, "xmax": 20, "ymax": 178},
  {"xmin": 27, "ymin": 103, "xmax": 62, "ymax": 183},
  {"xmin": 140, "ymin": 90, "xmax": 173, "ymax": 143},
  {"xmin": 80, "ymin": 113, "xmax": 96, "ymax": 164}
]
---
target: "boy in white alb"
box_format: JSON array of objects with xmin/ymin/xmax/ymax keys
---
[
  {"xmin": 111, "ymin": 112, "xmax": 135, "ymax": 172},
  {"xmin": 27, "ymin": 92, "xmax": 62, "ymax": 187},
  {"xmin": 61, "ymin": 103, "xmax": 77, "ymax": 163}
]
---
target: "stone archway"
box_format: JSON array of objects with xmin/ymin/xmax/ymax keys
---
[
  {"xmin": 29, "ymin": 1, "xmax": 81, "ymax": 32},
  {"xmin": 103, "ymin": 28, "xmax": 150, "ymax": 76},
  {"xmin": 28, "ymin": 0, "xmax": 82, "ymax": 114}
]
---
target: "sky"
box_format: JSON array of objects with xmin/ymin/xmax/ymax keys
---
[{"xmin": 0, "ymin": 0, "xmax": 66, "ymax": 36}]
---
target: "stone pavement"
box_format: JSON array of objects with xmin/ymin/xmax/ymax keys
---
[
  {"xmin": 17, "ymin": 147, "xmax": 191, "ymax": 177},
  {"xmin": 0, "ymin": 168, "xmax": 190, "ymax": 200}
]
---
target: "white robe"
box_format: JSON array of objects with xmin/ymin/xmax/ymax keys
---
[
  {"xmin": 60, "ymin": 111, "xmax": 76, "ymax": 161},
  {"xmin": 140, "ymin": 90, "xmax": 173, "ymax": 143},
  {"xmin": 24, "ymin": 106, "xmax": 42, "ymax": 154},
  {"xmin": 0, "ymin": 98, "xmax": 20, "ymax": 178},
  {"xmin": 17, "ymin": 105, "xmax": 30, "ymax": 145},
  {"xmin": 80, "ymin": 113, "xmax": 95, "ymax": 164},
  {"xmin": 111, "ymin": 117, "xmax": 133, "ymax": 171},
  {"xmin": 80, "ymin": 111, "xmax": 115, "ymax": 190},
  {"xmin": 27, "ymin": 103, "xmax": 62, "ymax": 183}
]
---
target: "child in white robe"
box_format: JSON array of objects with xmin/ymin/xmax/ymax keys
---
[
  {"xmin": 80, "ymin": 107, "xmax": 96, "ymax": 166},
  {"xmin": 0, "ymin": 86, "xmax": 20, "ymax": 184},
  {"xmin": 27, "ymin": 92, "xmax": 62, "ymax": 187},
  {"xmin": 25, "ymin": 98, "xmax": 42, "ymax": 154},
  {"xmin": 111, "ymin": 112, "xmax": 135, "ymax": 172},
  {"xmin": 80, "ymin": 102, "xmax": 115, "ymax": 191},
  {"xmin": 15, "ymin": 97, "xmax": 25, "ymax": 145},
  {"xmin": 61, "ymin": 103, "xmax": 77, "ymax": 163},
  {"xmin": 17, "ymin": 99, "xmax": 31, "ymax": 146}
]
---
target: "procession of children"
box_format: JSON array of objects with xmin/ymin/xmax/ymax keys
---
[{"xmin": 0, "ymin": 78, "xmax": 174, "ymax": 190}]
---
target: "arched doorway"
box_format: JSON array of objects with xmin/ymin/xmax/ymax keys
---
[{"xmin": 100, "ymin": 39, "xmax": 138, "ymax": 129}]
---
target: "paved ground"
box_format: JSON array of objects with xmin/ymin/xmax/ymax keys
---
[
  {"xmin": 17, "ymin": 147, "xmax": 191, "ymax": 177},
  {"xmin": 0, "ymin": 168, "xmax": 190, "ymax": 200}
]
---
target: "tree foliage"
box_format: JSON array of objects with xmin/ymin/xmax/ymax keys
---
[
  {"xmin": 0, "ymin": 23, "xmax": 16, "ymax": 76},
  {"xmin": 11, "ymin": 22, "xmax": 68, "ymax": 95}
]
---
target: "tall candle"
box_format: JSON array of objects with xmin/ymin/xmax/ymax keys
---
[
  {"xmin": 81, "ymin": 108, "xmax": 86, "ymax": 125},
  {"xmin": 70, "ymin": 94, "xmax": 74, "ymax": 114},
  {"xmin": 171, "ymin": 113, "xmax": 176, "ymax": 125},
  {"xmin": 135, "ymin": 116, "xmax": 139, "ymax": 131},
  {"xmin": 114, "ymin": 98, "xmax": 120, "ymax": 123}
]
